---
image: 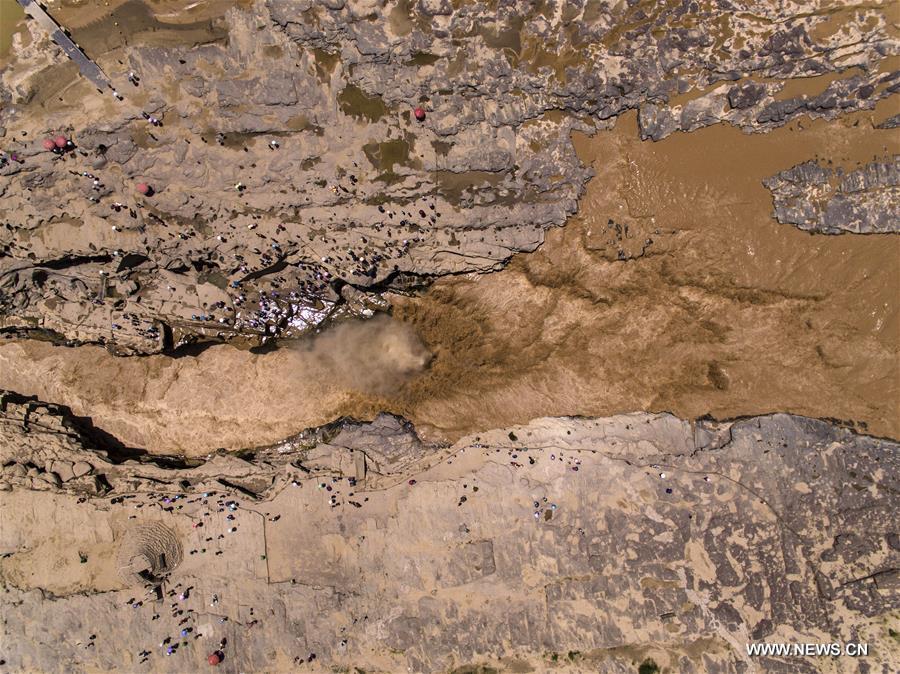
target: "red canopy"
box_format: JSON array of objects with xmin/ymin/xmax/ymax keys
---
[
  {"xmin": 42, "ymin": 138, "xmax": 56, "ymax": 150},
  {"xmin": 54, "ymin": 135, "xmax": 68, "ymax": 148}
]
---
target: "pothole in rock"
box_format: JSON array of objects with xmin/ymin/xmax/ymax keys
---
[{"xmin": 116, "ymin": 522, "xmax": 183, "ymax": 588}]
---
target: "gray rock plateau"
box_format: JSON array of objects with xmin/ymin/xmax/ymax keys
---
[
  {"xmin": 1, "ymin": 391, "xmax": 898, "ymax": 672},
  {"xmin": 1, "ymin": 0, "xmax": 897, "ymax": 353}
]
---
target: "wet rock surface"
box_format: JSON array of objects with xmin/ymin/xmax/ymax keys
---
[
  {"xmin": 1, "ymin": 392, "xmax": 898, "ymax": 672},
  {"xmin": 764, "ymin": 156, "xmax": 900, "ymax": 234},
  {"xmin": 1, "ymin": 0, "xmax": 897, "ymax": 352},
  {"xmin": 638, "ymin": 70, "xmax": 899, "ymax": 141}
]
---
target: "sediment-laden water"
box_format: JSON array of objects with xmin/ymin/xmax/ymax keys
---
[{"xmin": 2, "ymin": 106, "xmax": 897, "ymax": 453}]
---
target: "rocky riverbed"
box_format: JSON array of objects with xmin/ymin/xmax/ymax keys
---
[{"xmin": 1, "ymin": 1, "xmax": 898, "ymax": 673}]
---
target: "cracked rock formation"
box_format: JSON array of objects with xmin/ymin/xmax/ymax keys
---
[
  {"xmin": 0, "ymin": 389, "xmax": 432, "ymax": 497},
  {"xmin": 1, "ymin": 0, "xmax": 897, "ymax": 353},
  {"xmin": 764, "ymin": 156, "xmax": 900, "ymax": 234},
  {"xmin": 637, "ymin": 70, "xmax": 899, "ymax": 142},
  {"xmin": 1, "ymin": 392, "xmax": 898, "ymax": 672}
]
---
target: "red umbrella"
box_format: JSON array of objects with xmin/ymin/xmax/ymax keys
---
[
  {"xmin": 136, "ymin": 182, "xmax": 150, "ymax": 195},
  {"xmin": 54, "ymin": 135, "xmax": 68, "ymax": 148},
  {"xmin": 208, "ymin": 652, "xmax": 221, "ymax": 666},
  {"xmin": 42, "ymin": 138, "xmax": 56, "ymax": 151},
  {"xmin": 414, "ymin": 107, "xmax": 426, "ymax": 121}
]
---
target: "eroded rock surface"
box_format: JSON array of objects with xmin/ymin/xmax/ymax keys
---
[
  {"xmin": 764, "ymin": 156, "xmax": 900, "ymax": 234},
  {"xmin": 637, "ymin": 70, "xmax": 899, "ymax": 141},
  {"xmin": 1, "ymin": 392, "xmax": 898, "ymax": 673},
  {"xmin": 1, "ymin": 0, "xmax": 897, "ymax": 353},
  {"xmin": 0, "ymin": 389, "xmax": 429, "ymax": 497}
]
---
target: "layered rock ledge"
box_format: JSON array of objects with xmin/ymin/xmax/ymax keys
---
[
  {"xmin": 764, "ymin": 156, "xmax": 900, "ymax": 234},
  {"xmin": 1, "ymin": 0, "xmax": 897, "ymax": 352}
]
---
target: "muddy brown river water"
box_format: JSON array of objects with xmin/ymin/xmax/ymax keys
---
[
  {"xmin": 1, "ymin": 107, "xmax": 897, "ymax": 455},
  {"xmin": 390, "ymin": 108, "xmax": 899, "ymax": 441}
]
